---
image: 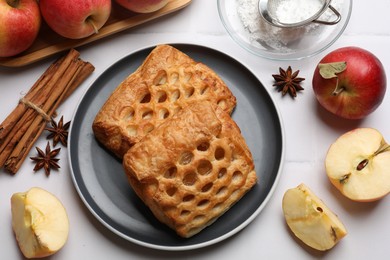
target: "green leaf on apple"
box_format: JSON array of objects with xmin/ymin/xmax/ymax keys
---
[{"xmin": 318, "ymin": 62, "xmax": 347, "ymax": 79}]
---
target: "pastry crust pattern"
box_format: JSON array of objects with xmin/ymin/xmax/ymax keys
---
[
  {"xmin": 123, "ymin": 101, "xmax": 257, "ymax": 238},
  {"xmin": 93, "ymin": 45, "xmax": 237, "ymax": 158}
]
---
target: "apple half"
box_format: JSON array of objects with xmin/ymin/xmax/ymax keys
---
[
  {"xmin": 282, "ymin": 183, "xmax": 347, "ymax": 251},
  {"xmin": 325, "ymin": 128, "xmax": 390, "ymax": 201},
  {"xmin": 11, "ymin": 187, "xmax": 69, "ymax": 258}
]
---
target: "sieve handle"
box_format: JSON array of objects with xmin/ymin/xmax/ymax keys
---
[{"xmin": 313, "ymin": 5, "xmax": 341, "ymax": 25}]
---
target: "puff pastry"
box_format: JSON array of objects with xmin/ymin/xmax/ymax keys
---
[
  {"xmin": 123, "ymin": 101, "xmax": 257, "ymax": 238},
  {"xmin": 92, "ymin": 45, "xmax": 236, "ymax": 158}
]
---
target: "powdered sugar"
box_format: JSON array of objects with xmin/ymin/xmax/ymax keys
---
[
  {"xmin": 275, "ymin": 0, "xmax": 323, "ymax": 24},
  {"xmin": 236, "ymin": 0, "xmax": 343, "ymax": 51}
]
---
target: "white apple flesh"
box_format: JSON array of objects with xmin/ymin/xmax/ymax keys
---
[
  {"xmin": 11, "ymin": 187, "xmax": 69, "ymax": 258},
  {"xmin": 282, "ymin": 184, "xmax": 347, "ymax": 251},
  {"xmin": 326, "ymin": 128, "xmax": 390, "ymax": 201},
  {"xmin": 39, "ymin": 0, "xmax": 111, "ymax": 39}
]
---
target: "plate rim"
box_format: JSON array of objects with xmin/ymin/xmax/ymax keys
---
[{"xmin": 68, "ymin": 43, "xmax": 285, "ymax": 251}]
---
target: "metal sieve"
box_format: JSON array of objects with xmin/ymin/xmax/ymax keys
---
[{"xmin": 258, "ymin": 0, "xmax": 341, "ymax": 28}]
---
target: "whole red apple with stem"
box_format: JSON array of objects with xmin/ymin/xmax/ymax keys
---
[
  {"xmin": 39, "ymin": 0, "xmax": 111, "ymax": 39},
  {"xmin": 115, "ymin": 0, "xmax": 169, "ymax": 13},
  {"xmin": 0, "ymin": 0, "xmax": 41, "ymax": 57},
  {"xmin": 312, "ymin": 46, "xmax": 387, "ymax": 119}
]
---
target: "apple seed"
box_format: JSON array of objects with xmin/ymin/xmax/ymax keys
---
[
  {"xmin": 356, "ymin": 143, "xmax": 390, "ymax": 171},
  {"xmin": 356, "ymin": 159, "xmax": 369, "ymax": 171},
  {"xmin": 339, "ymin": 173, "xmax": 351, "ymax": 184},
  {"xmin": 345, "ymin": 154, "xmax": 382, "ymax": 177}
]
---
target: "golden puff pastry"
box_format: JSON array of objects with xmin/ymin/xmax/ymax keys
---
[
  {"xmin": 123, "ymin": 101, "xmax": 257, "ymax": 238},
  {"xmin": 93, "ymin": 45, "xmax": 237, "ymax": 158}
]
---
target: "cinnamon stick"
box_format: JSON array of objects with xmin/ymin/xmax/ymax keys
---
[
  {"xmin": 0, "ymin": 62, "xmax": 55, "ymax": 142},
  {"xmin": 0, "ymin": 110, "xmax": 36, "ymax": 167},
  {"xmin": 4, "ymin": 58, "xmax": 88, "ymax": 173},
  {"xmin": 0, "ymin": 49, "xmax": 94, "ymax": 174},
  {"xmin": 5, "ymin": 60, "xmax": 95, "ymax": 173},
  {"xmin": 63, "ymin": 61, "xmax": 95, "ymax": 100},
  {"xmin": 0, "ymin": 53, "xmax": 74, "ymax": 166},
  {"xmin": 0, "ymin": 55, "xmax": 68, "ymax": 142},
  {"xmin": 4, "ymin": 59, "xmax": 80, "ymax": 171}
]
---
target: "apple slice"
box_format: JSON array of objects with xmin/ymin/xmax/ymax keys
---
[
  {"xmin": 282, "ymin": 183, "xmax": 347, "ymax": 251},
  {"xmin": 11, "ymin": 187, "xmax": 69, "ymax": 258},
  {"xmin": 326, "ymin": 128, "xmax": 390, "ymax": 202}
]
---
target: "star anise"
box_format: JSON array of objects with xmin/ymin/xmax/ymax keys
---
[
  {"xmin": 30, "ymin": 142, "xmax": 61, "ymax": 176},
  {"xmin": 45, "ymin": 116, "xmax": 70, "ymax": 147},
  {"xmin": 272, "ymin": 66, "xmax": 305, "ymax": 98}
]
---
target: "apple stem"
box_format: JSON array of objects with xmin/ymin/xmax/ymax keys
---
[
  {"xmin": 87, "ymin": 18, "xmax": 99, "ymax": 34},
  {"xmin": 331, "ymin": 77, "xmax": 344, "ymax": 96},
  {"xmin": 374, "ymin": 143, "xmax": 390, "ymax": 156}
]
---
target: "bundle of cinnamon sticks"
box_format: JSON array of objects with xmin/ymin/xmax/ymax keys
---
[{"xmin": 0, "ymin": 49, "xmax": 94, "ymax": 174}]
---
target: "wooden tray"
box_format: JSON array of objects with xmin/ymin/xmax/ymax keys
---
[{"xmin": 0, "ymin": 0, "xmax": 192, "ymax": 68}]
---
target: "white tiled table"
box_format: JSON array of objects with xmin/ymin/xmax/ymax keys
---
[{"xmin": 1, "ymin": 1, "xmax": 389, "ymax": 259}]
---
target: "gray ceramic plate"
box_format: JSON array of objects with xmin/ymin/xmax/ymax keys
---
[{"xmin": 68, "ymin": 44, "xmax": 284, "ymax": 250}]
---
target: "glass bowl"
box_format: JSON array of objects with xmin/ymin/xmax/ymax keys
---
[{"xmin": 217, "ymin": 0, "xmax": 352, "ymax": 60}]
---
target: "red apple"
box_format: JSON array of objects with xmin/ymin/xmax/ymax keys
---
[
  {"xmin": 312, "ymin": 46, "xmax": 387, "ymax": 119},
  {"xmin": 0, "ymin": 0, "xmax": 41, "ymax": 57},
  {"xmin": 39, "ymin": 0, "xmax": 111, "ymax": 39},
  {"xmin": 115, "ymin": 0, "xmax": 169, "ymax": 13}
]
